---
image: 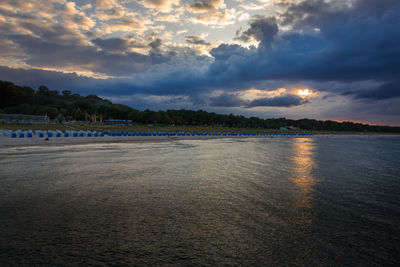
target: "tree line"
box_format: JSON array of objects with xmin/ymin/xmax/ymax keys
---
[{"xmin": 1, "ymin": 80, "xmax": 399, "ymax": 132}]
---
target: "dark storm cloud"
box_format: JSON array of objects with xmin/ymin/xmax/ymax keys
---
[
  {"xmin": 247, "ymin": 94, "xmax": 307, "ymax": 108},
  {"xmin": 9, "ymin": 34, "xmax": 152, "ymax": 76},
  {"xmin": 209, "ymin": 44, "xmax": 253, "ymax": 61},
  {"xmin": 7, "ymin": 33, "xmax": 190, "ymax": 77},
  {"xmin": 185, "ymin": 35, "xmax": 211, "ymax": 46},
  {"xmin": 92, "ymin": 37, "xmax": 146, "ymax": 53},
  {"xmin": 189, "ymin": 0, "xmax": 223, "ymax": 12},
  {"xmin": 235, "ymin": 16, "xmax": 278, "ymax": 45},
  {"xmin": 208, "ymin": 93, "xmax": 306, "ymax": 108},
  {"xmin": 0, "ymin": 64, "xmax": 202, "ymax": 97},
  {"xmin": 205, "ymin": 0, "xmax": 400, "ymax": 100},
  {"xmin": 208, "ymin": 93, "xmax": 246, "ymax": 107},
  {"xmin": 352, "ymin": 81, "xmax": 400, "ymax": 100},
  {"xmin": 156, "ymin": 0, "xmax": 399, "ymax": 108},
  {"xmin": 0, "ymin": 66, "xmax": 101, "ymax": 93},
  {"xmin": 149, "ymin": 38, "xmax": 162, "ymax": 53},
  {"xmin": 2, "ymin": 0, "xmax": 400, "ymax": 113}
]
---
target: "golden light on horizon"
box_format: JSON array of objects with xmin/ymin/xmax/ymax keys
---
[{"xmin": 297, "ymin": 89, "xmax": 313, "ymax": 97}]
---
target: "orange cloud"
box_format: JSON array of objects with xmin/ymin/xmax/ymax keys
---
[{"xmin": 139, "ymin": 0, "xmax": 180, "ymax": 12}]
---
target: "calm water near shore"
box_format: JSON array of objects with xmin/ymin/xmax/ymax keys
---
[{"xmin": 0, "ymin": 136, "xmax": 399, "ymax": 265}]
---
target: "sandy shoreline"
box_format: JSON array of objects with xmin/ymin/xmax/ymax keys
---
[
  {"xmin": 1, "ymin": 134, "xmax": 398, "ymax": 148},
  {"xmin": 0, "ymin": 135, "xmax": 220, "ymax": 148}
]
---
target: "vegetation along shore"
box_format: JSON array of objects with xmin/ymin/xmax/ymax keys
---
[{"xmin": 1, "ymin": 80, "xmax": 399, "ymax": 133}]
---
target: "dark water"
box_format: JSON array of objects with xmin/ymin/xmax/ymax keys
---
[{"xmin": 0, "ymin": 136, "xmax": 399, "ymax": 266}]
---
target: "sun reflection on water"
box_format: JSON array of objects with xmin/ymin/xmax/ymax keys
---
[{"xmin": 288, "ymin": 138, "xmax": 316, "ymax": 228}]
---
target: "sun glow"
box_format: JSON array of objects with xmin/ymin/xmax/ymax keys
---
[{"xmin": 297, "ymin": 89, "xmax": 313, "ymax": 97}]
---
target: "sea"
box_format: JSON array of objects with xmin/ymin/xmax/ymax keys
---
[{"xmin": 0, "ymin": 135, "xmax": 399, "ymax": 266}]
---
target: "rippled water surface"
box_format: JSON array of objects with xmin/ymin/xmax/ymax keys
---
[{"xmin": 1, "ymin": 136, "xmax": 399, "ymax": 266}]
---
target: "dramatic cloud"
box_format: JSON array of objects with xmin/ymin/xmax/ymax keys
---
[
  {"xmin": 1, "ymin": 0, "xmax": 399, "ymax": 125},
  {"xmin": 92, "ymin": 37, "xmax": 147, "ymax": 53},
  {"xmin": 208, "ymin": 92, "xmax": 307, "ymax": 107},
  {"xmin": 236, "ymin": 16, "xmax": 278, "ymax": 44},
  {"xmin": 352, "ymin": 81, "xmax": 400, "ymax": 100},
  {"xmin": 104, "ymin": 16, "xmax": 151, "ymax": 33},
  {"xmin": 208, "ymin": 93, "xmax": 246, "ymax": 107},
  {"xmin": 189, "ymin": 0, "xmax": 226, "ymax": 13},
  {"xmin": 139, "ymin": 0, "xmax": 180, "ymax": 12},
  {"xmin": 247, "ymin": 94, "xmax": 307, "ymax": 107},
  {"xmin": 186, "ymin": 34, "xmax": 211, "ymax": 46}
]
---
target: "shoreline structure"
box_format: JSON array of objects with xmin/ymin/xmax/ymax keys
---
[{"xmin": 0, "ymin": 129, "xmax": 313, "ymax": 148}]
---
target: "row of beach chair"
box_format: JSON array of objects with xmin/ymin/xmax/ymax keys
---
[{"xmin": 0, "ymin": 129, "xmax": 313, "ymax": 138}]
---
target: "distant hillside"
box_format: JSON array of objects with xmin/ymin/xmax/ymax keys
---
[{"xmin": 1, "ymin": 80, "xmax": 399, "ymax": 132}]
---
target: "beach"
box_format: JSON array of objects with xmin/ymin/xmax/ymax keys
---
[
  {"xmin": 0, "ymin": 135, "xmax": 213, "ymax": 148},
  {"xmin": 2, "ymin": 133, "xmax": 399, "ymax": 148}
]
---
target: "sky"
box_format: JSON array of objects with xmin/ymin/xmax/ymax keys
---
[{"xmin": 0, "ymin": 0, "xmax": 399, "ymax": 125}]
